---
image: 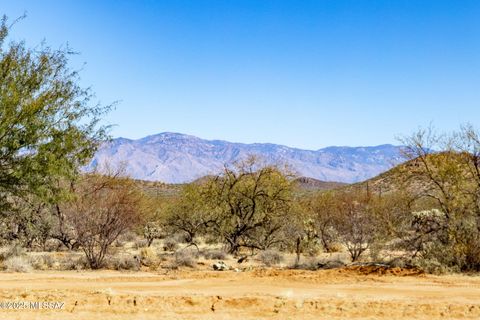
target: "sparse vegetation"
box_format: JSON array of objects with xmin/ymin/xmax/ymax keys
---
[
  {"xmin": 3, "ymin": 256, "xmax": 32, "ymax": 272},
  {"xmin": 139, "ymin": 247, "xmax": 157, "ymax": 267},
  {"xmin": 174, "ymin": 249, "xmax": 198, "ymax": 268},
  {"xmin": 394, "ymin": 125, "xmax": 480, "ymax": 272},
  {"xmin": 134, "ymin": 239, "xmax": 149, "ymax": 249},
  {"xmin": 258, "ymin": 249, "xmax": 284, "ymax": 266},
  {"xmin": 198, "ymin": 157, "xmax": 294, "ymax": 255},
  {"xmin": 29, "ymin": 254, "xmax": 54, "ymax": 270},
  {"xmin": 202, "ymin": 249, "xmax": 227, "ymax": 260},
  {"xmin": 0, "ymin": 5, "xmax": 478, "ymax": 320},
  {"xmin": 143, "ymin": 222, "xmax": 163, "ymax": 247},
  {"xmin": 62, "ymin": 171, "xmax": 144, "ymax": 269},
  {"xmin": 0, "ymin": 63, "xmax": 478, "ymax": 278},
  {"xmin": 107, "ymin": 255, "xmax": 140, "ymax": 271},
  {"xmin": 0, "ymin": 243, "xmax": 25, "ymax": 262},
  {"xmin": 162, "ymin": 237, "xmax": 179, "ymax": 251}
]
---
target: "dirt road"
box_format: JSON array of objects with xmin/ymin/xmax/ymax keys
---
[{"xmin": 0, "ymin": 267, "xmax": 479, "ymax": 319}]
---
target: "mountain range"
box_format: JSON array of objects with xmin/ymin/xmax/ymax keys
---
[{"xmin": 88, "ymin": 132, "xmax": 405, "ymax": 184}]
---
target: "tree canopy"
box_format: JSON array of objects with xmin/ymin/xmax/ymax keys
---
[{"xmin": 0, "ymin": 16, "xmax": 111, "ymax": 206}]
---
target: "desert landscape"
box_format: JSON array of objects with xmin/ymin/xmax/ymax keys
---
[
  {"xmin": 0, "ymin": 234, "xmax": 479, "ymax": 320},
  {"xmin": 1, "ymin": 267, "xmax": 480, "ymax": 319},
  {"xmin": 2, "ymin": 2, "xmax": 480, "ymax": 319}
]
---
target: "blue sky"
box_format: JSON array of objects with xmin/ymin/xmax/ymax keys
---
[{"xmin": 2, "ymin": 1, "xmax": 480, "ymax": 149}]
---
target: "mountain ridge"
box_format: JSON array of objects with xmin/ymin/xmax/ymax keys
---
[{"xmin": 89, "ymin": 132, "xmax": 405, "ymax": 184}]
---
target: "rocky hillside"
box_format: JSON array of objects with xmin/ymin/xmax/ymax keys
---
[
  {"xmin": 294, "ymin": 177, "xmax": 347, "ymax": 192},
  {"xmin": 89, "ymin": 132, "xmax": 405, "ymax": 184}
]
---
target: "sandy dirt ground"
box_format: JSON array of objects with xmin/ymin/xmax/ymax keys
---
[{"xmin": 0, "ymin": 267, "xmax": 480, "ymax": 319}]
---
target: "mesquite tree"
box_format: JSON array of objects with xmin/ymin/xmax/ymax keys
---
[
  {"xmin": 204, "ymin": 157, "xmax": 294, "ymax": 255},
  {"xmin": 64, "ymin": 172, "xmax": 143, "ymax": 269},
  {"xmin": 0, "ymin": 16, "xmax": 110, "ymax": 210}
]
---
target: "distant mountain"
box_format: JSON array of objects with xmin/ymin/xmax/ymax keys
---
[{"xmin": 88, "ymin": 132, "xmax": 405, "ymax": 184}]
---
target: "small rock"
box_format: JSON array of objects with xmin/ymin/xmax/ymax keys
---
[{"xmin": 212, "ymin": 261, "xmax": 229, "ymax": 271}]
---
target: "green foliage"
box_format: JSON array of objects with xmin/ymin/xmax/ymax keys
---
[
  {"xmin": 163, "ymin": 183, "xmax": 215, "ymax": 245},
  {"xmin": 297, "ymin": 186, "xmax": 410, "ymax": 262},
  {"xmin": 203, "ymin": 156, "xmax": 294, "ymax": 254},
  {"xmin": 143, "ymin": 222, "xmax": 163, "ymax": 247},
  {"xmin": 398, "ymin": 125, "xmax": 480, "ymax": 271},
  {"xmin": 299, "ymin": 191, "xmax": 338, "ymax": 253},
  {"xmin": 161, "ymin": 157, "xmax": 294, "ymax": 255},
  {"xmin": 0, "ymin": 197, "xmax": 55, "ymax": 249},
  {"xmin": 0, "ymin": 15, "xmax": 115, "ymax": 268},
  {"xmin": 0, "ymin": 16, "xmax": 111, "ymax": 206}
]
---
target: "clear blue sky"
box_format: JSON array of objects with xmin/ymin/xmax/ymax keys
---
[{"xmin": 3, "ymin": 1, "xmax": 480, "ymax": 149}]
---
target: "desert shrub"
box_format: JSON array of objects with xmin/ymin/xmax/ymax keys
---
[
  {"xmin": 163, "ymin": 182, "xmax": 216, "ymax": 247},
  {"xmin": 163, "ymin": 237, "xmax": 178, "ymax": 251},
  {"xmin": 400, "ymin": 208, "xmax": 480, "ymax": 272},
  {"xmin": 369, "ymin": 242, "xmax": 387, "ymax": 263},
  {"xmin": 55, "ymin": 255, "xmax": 88, "ymax": 270},
  {"xmin": 258, "ymin": 249, "xmax": 284, "ymax": 267},
  {"xmin": 42, "ymin": 254, "xmax": 54, "ymax": 269},
  {"xmin": 172, "ymin": 232, "xmax": 191, "ymax": 244},
  {"xmin": 134, "ymin": 239, "xmax": 148, "ymax": 249},
  {"xmin": 63, "ymin": 173, "xmax": 143, "ymax": 269},
  {"xmin": 202, "ymin": 249, "xmax": 227, "ymax": 260},
  {"xmin": 174, "ymin": 249, "xmax": 198, "ymax": 268},
  {"xmin": 139, "ymin": 247, "xmax": 157, "ymax": 266},
  {"xmin": 0, "ymin": 243, "xmax": 25, "ymax": 261},
  {"xmin": 3, "ymin": 256, "xmax": 32, "ymax": 272},
  {"xmin": 203, "ymin": 234, "xmax": 221, "ymax": 245},
  {"xmin": 43, "ymin": 239, "xmax": 62, "ymax": 252},
  {"xmin": 304, "ymin": 244, "xmax": 321, "ymax": 257},
  {"xmin": 118, "ymin": 231, "xmax": 137, "ymax": 243},
  {"xmin": 411, "ymin": 257, "xmax": 457, "ymax": 275},
  {"xmin": 328, "ymin": 242, "xmax": 344, "ymax": 253},
  {"xmin": 396, "ymin": 126, "xmax": 480, "ymax": 272},
  {"xmin": 29, "ymin": 254, "xmax": 54, "ymax": 270},
  {"xmin": 300, "ymin": 194, "xmax": 339, "ymax": 253},
  {"xmin": 388, "ymin": 257, "xmax": 409, "ymax": 269},
  {"xmin": 155, "ymin": 252, "xmax": 169, "ymax": 262},
  {"xmin": 201, "ymin": 158, "xmax": 294, "ymax": 255},
  {"xmin": 331, "ymin": 191, "xmax": 380, "ymax": 262},
  {"xmin": 143, "ymin": 222, "xmax": 163, "ymax": 247},
  {"xmin": 297, "ymin": 189, "xmax": 401, "ymax": 263},
  {"xmin": 107, "ymin": 255, "xmax": 140, "ymax": 271}
]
